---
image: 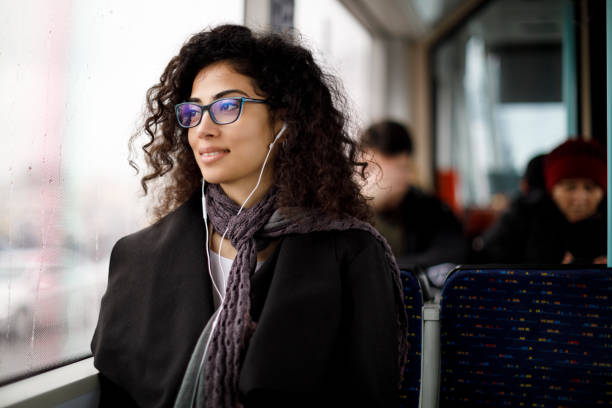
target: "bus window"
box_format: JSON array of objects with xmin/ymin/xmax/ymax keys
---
[
  {"xmin": 0, "ymin": 0, "xmax": 243, "ymax": 384},
  {"xmin": 433, "ymin": 0, "xmax": 568, "ymax": 210}
]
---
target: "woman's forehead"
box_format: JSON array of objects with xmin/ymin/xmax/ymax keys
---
[
  {"xmin": 555, "ymin": 178, "xmax": 602, "ymax": 192},
  {"xmin": 190, "ymin": 62, "xmax": 257, "ymax": 101}
]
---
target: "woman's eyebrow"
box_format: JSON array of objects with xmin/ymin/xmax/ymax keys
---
[
  {"xmin": 214, "ymin": 89, "xmax": 249, "ymax": 98},
  {"xmin": 188, "ymin": 89, "xmax": 249, "ymax": 103}
]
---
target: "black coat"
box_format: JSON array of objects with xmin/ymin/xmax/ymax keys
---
[
  {"xmin": 91, "ymin": 193, "xmax": 400, "ymax": 407},
  {"xmin": 478, "ymin": 192, "xmax": 607, "ymax": 264}
]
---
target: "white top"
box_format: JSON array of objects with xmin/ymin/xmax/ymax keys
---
[{"xmin": 208, "ymin": 250, "xmax": 263, "ymax": 309}]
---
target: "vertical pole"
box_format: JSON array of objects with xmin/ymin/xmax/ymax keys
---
[
  {"xmin": 244, "ymin": 0, "xmax": 294, "ymax": 33},
  {"xmin": 562, "ymin": 0, "xmax": 578, "ymax": 136},
  {"xmin": 606, "ymin": 0, "xmax": 612, "ymax": 265},
  {"xmin": 270, "ymin": 0, "xmax": 294, "ymax": 32}
]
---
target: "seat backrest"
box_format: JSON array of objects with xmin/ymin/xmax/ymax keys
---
[
  {"xmin": 439, "ymin": 266, "xmax": 612, "ymax": 407},
  {"xmin": 399, "ymin": 269, "xmax": 424, "ymax": 408}
]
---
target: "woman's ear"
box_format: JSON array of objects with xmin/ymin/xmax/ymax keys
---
[
  {"xmin": 271, "ymin": 122, "xmax": 288, "ymax": 146},
  {"xmin": 271, "ymin": 111, "xmax": 288, "ymax": 143}
]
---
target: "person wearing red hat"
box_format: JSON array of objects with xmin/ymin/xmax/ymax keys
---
[{"xmin": 477, "ymin": 138, "xmax": 607, "ymax": 264}]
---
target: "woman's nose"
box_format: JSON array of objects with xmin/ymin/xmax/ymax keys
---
[
  {"xmin": 572, "ymin": 187, "xmax": 590, "ymax": 203},
  {"xmin": 192, "ymin": 111, "xmax": 219, "ymax": 138}
]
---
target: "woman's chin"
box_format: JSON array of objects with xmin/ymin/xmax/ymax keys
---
[
  {"xmin": 565, "ymin": 211, "xmax": 595, "ymax": 223},
  {"xmin": 198, "ymin": 169, "xmax": 226, "ymax": 185},
  {"xmin": 200, "ymin": 175, "xmax": 222, "ymax": 184}
]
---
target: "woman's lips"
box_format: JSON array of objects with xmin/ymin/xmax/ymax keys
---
[{"xmin": 198, "ymin": 147, "xmax": 230, "ymax": 164}]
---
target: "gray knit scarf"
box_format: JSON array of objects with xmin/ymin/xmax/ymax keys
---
[{"xmin": 174, "ymin": 183, "xmax": 408, "ymax": 408}]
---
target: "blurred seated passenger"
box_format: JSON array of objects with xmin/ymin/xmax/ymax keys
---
[
  {"xmin": 470, "ymin": 153, "xmax": 546, "ymax": 256},
  {"xmin": 360, "ymin": 120, "xmax": 468, "ymax": 273},
  {"xmin": 520, "ymin": 153, "xmax": 546, "ymax": 196},
  {"xmin": 478, "ymin": 139, "xmax": 607, "ymax": 264}
]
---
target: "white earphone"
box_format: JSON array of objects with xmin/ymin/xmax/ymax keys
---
[{"xmin": 269, "ymin": 122, "xmax": 287, "ymax": 149}]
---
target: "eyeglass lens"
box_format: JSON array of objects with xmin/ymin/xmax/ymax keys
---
[
  {"xmin": 177, "ymin": 104, "xmax": 203, "ymax": 127},
  {"xmin": 210, "ymin": 99, "xmax": 241, "ymax": 124}
]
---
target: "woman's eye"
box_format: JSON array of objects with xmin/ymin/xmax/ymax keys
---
[{"xmin": 219, "ymin": 101, "xmax": 239, "ymax": 111}]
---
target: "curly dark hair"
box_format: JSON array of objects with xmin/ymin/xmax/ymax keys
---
[{"xmin": 130, "ymin": 24, "xmax": 371, "ymax": 222}]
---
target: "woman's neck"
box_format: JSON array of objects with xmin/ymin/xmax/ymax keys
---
[{"xmin": 220, "ymin": 175, "xmax": 274, "ymax": 209}]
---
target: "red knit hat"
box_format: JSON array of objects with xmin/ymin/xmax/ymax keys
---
[{"xmin": 544, "ymin": 139, "xmax": 607, "ymax": 192}]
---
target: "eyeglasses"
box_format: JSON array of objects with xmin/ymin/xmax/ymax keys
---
[{"xmin": 175, "ymin": 97, "xmax": 267, "ymax": 128}]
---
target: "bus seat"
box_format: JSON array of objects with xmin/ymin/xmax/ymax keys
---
[
  {"xmin": 438, "ymin": 266, "xmax": 612, "ymax": 407},
  {"xmin": 399, "ymin": 269, "xmax": 424, "ymax": 408}
]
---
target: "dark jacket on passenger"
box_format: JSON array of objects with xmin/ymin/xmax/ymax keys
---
[
  {"xmin": 374, "ymin": 187, "xmax": 468, "ymax": 269},
  {"xmin": 478, "ymin": 192, "xmax": 606, "ymax": 264},
  {"xmin": 91, "ymin": 192, "xmax": 399, "ymax": 408}
]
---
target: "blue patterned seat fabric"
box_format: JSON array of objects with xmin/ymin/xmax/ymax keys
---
[
  {"xmin": 439, "ymin": 267, "xmax": 612, "ymax": 407},
  {"xmin": 399, "ymin": 269, "xmax": 424, "ymax": 408}
]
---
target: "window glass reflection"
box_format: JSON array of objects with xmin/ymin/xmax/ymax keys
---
[{"xmin": 0, "ymin": 0, "xmax": 243, "ymax": 383}]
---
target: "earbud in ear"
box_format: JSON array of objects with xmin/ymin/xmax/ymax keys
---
[{"xmin": 269, "ymin": 122, "xmax": 288, "ymax": 149}]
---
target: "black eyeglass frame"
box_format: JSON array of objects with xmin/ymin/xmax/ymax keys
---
[{"xmin": 175, "ymin": 97, "xmax": 268, "ymax": 128}]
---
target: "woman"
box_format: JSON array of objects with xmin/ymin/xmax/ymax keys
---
[
  {"xmin": 478, "ymin": 138, "xmax": 607, "ymax": 264},
  {"xmin": 91, "ymin": 25, "xmax": 408, "ymax": 408}
]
